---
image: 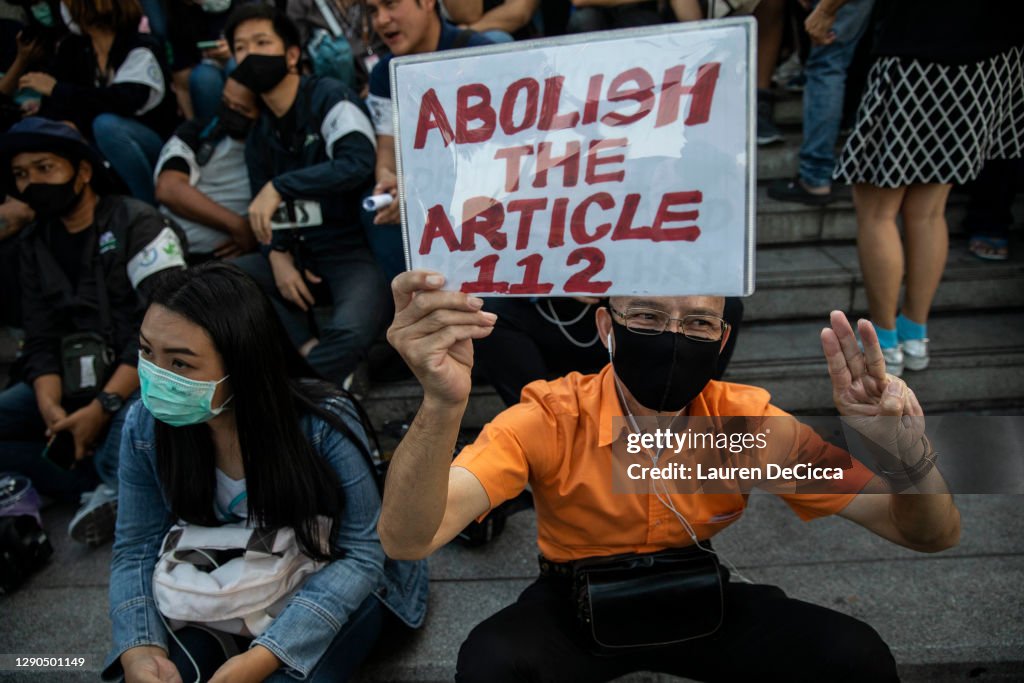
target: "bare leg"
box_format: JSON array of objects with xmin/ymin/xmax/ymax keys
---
[
  {"xmin": 900, "ymin": 183, "xmax": 952, "ymax": 325},
  {"xmin": 853, "ymin": 183, "xmax": 907, "ymax": 330},
  {"xmin": 754, "ymin": 0, "xmax": 786, "ymax": 89},
  {"xmin": 670, "ymin": 0, "xmax": 703, "ymax": 21}
]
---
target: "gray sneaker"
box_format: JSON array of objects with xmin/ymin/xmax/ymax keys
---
[
  {"xmin": 68, "ymin": 484, "xmax": 118, "ymax": 546},
  {"xmin": 882, "ymin": 345, "xmax": 904, "ymax": 377},
  {"xmin": 902, "ymin": 338, "xmax": 929, "ymax": 371}
]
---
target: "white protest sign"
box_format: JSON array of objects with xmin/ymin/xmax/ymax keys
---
[{"xmin": 391, "ymin": 18, "xmax": 755, "ymax": 296}]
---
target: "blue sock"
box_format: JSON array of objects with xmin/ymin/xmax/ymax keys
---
[
  {"xmin": 874, "ymin": 324, "xmax": 898, "ymax": 349},
  {"xmin": 896, "ymin": 314, "xmax": 927, "ymax": 341}
]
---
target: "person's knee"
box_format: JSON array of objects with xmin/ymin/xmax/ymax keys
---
[
  {"xmin": 567, "ymin": 8, "xmax": 604, "ymax": 33},
  {"xmin": 456, "ymin": 621, "xmax": 531, "ymax": 683},
  {"xmin": 189, "ymin": 64, "xmax": 226, "ymax": 118},
  {"xmin": 189, "ymin": 63, "xmax": 224, "ymax": 91},
  {"xmin": 322, "ymin": 313, "xmax": 381, "ymax": 349},
  {"xmin": 902, "ymin": 193, "xmax": 949, "ymax": 228},
  {"xmin": 811, "ymin": 617, "xmax": 897, "ymax": 681},
  {"xmin": 91, "ymin": 113, "xmax": 125, "ymax": 146}
]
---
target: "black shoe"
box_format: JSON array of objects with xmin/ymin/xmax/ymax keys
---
[
  {"xmin": 757, "ymin": 90, "xmax": 783, "ymax": 146},
  {"xmin": 766, "ymin": 177, "xmax": 834, "ymax": 205}
]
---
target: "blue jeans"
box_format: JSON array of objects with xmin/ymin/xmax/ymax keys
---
[
  {"xmin": 359, "ymin": 197, "xmax": 406, "ymax": 285},
  {"xmin": 138, "ymin": 0, "xmax": 167, "ymax": 41},
  {"xmin": 799, "ymin": 0, "xmax": 875, "ymax": 188},
  {"xmin": 0, "ymin": 382, "xmax": 137, "ymax": 498},
  {"xmin": 92, "ymin": 114, "xmax": 165, "ymax": 205},
  {"xmin": 189, "ymin": 59, "xmax": 237, "ymax": 122},
  {"xmin": 166, "ymin": 594, "xmax": 386, "ymax": 683},
  {"xmin": 480, "ymin": 30, "xmax": 514, "ymax": 43},
  {"xmin": 234, "ymin": 235, "xmax": 388, "ymax": 384}
]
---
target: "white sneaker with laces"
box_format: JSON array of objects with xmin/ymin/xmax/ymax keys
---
[
  {"xmin": 68, "ymin": 484, "xmax": 118, "ymax": 546},
  {"xmin": 882, "ymin": 345, "xmax": 904, "ymax": 377},
  {"xmin": 902, "ymin": 338, "xmax": 930, "ymax": 371}
]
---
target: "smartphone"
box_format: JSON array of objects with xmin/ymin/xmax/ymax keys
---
[
  {"xmin": 41, "ymin": 431, "xmax": 75, "ymax": 470},
  {"xmin": 270, "ymin": 200, "xmax": 324, "ymax": 230},
  {"xmin": 196, "ymin": 40, "xmax": 222, "ymax": 50}
]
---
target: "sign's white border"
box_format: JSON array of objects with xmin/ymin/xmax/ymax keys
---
[{"xmin": 389, "ymin": 17, "xmax": 757, "ymax": 296}]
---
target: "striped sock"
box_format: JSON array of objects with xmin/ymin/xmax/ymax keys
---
[{"xmin": 896, "ymin": 314, "xmax": 927, "ymax": 341}]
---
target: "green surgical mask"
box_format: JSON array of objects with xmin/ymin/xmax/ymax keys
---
[
  {"xmin": 31, "ymin": 2, "xmax": 54, "ymax": 27},
  {"xmin": 138, "ymin": 357, "xmax": 233, "ymax": 427}
]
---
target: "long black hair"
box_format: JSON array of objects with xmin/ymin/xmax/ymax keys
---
[{"xmin": 147, "ymin": 262, "xmax": 372, "ymax": 561}]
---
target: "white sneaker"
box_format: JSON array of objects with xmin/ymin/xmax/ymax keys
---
[
  {"xmin": 68, "ymin": 484, "xmax": 118, "ymax": 546},
  {"xmin": 882, "ymin": 345, "xmax": 904, "ymax": 377},
  {"xmin": 902, "ymin": 338, "xmax": 930, "ymax": 371}
]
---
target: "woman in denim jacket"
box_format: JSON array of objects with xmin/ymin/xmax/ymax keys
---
[{"xmin": 102, "ymin": 262, "xmax": 427, "ymax": 682}]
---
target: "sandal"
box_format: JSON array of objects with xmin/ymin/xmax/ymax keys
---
[{"xmin": 968, "ymin": 236, "xmax": 1009, "ymax": 261}]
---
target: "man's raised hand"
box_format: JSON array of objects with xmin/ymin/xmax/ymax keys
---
[
  {"xmin": 386, "ymin": 270, "xmax": 497, "ymax": 407},
  {"xmin": 821, "ymin": 311, "xmax": 925, "ymax": 465}
]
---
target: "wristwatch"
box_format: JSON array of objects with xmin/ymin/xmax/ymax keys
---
[{"xmin": 97, "ymin": 391, "xmax": 124, "ymax": 414}]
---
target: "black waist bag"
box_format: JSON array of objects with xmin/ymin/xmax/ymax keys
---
[
  {"xmin": 60, "ymin": 331, "xmax": 114, "ymax": 400},
  {"xmin": 572, "ymin": 544, "xmax": 725, "ymax": 653}
]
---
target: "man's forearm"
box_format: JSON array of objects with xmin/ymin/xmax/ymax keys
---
[
  {"xmin": 155, "ymin": 173, "xmax": 247, "ymax": 238},
  {"xmin": 816, "ymin": 0, "xmax": 852, "ymax": 14},
  {"xmin": 471, "ymin": 0, "xmax": 538, "ymax": 33},
  {"xmin": 378, "ymin": 397, "xmax": 466, "ymax": 558},
  {"xmin": 375, "ymin": 135, "xmax": 397, "ymax": 181},
  {"xmin": 888, "ymin": 457, "xmax": 960, "ymax": 551},
  {"xmin": 32, "ymin": 374, "xmax": 62, "ymax": 411},
  {"xmin": 445, "ymin": 0, "xmax": 484, "ymax": 23},
  {"xmin": 102, "ymin": 364, "xmax": 140, "ymax": 401}
]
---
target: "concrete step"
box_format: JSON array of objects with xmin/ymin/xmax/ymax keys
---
[
  {"xmin": 774, "ymin": 96, "xmax": 803, "ymax": 127},
  {"xmin": 7, "ymin": 495, "xmax": 1017, "ymax": 682},
  {"xmin": 746, "ymin": 237, "xmax": 1024, "ymax": 322},
  {"xmin": 353, "ymin": 494, "xmax": 1024, "ymax": 682},
  {"xmin": 366, "ymin": 310, "xmax": 1024, "ymax": 428},
  {"xmin": 756, "ymin": 137, "xmax": 800, "ymax": 180},
  {"xmin": 755, "ymin": 185, "xmax": 1024, "ymax": 246},
  {"xmin": 726, "ymin": 310, "xmax": 1024, "ymax": 413}
]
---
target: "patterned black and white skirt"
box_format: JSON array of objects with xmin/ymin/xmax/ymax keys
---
[{"xmin": 834, "ymin": 45, "xmax": 1024, "ymax": 187}]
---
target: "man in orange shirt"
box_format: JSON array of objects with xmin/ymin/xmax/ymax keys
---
[{"xmin": 379, "ymin": 270, "xmax": 960, "ymax": 682}]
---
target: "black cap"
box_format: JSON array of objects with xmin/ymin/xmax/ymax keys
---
[{"xmin": 0, "ymin": 117, "xmax": 113, "ymax": 193}]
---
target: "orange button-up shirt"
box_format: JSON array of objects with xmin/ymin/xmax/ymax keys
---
[{"xmin": 453, "ymin": 364, "xmax": 874, "ymax": 562}]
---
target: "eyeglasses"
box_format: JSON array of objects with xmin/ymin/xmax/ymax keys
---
[{"xmin": 609, "ymin": 305, "xmax": 728, "ymax": 342}]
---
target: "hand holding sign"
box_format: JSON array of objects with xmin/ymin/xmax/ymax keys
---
[{"xmin": 386, "ymin": 271, "xmax": 497, "ymax": 407}]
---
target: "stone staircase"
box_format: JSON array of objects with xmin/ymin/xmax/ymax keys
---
[
  {"xmin": 360, "ymin": 101, "xmax": 1024, "ymax": 425},
  {"xmin": 1, "ymin": 96, "xmax": 1022, "ymax": 683}
]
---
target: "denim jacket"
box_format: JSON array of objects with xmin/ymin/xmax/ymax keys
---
[{"xmin": 103, "ymin": 399, "xmax": 428, "ymax": 680}]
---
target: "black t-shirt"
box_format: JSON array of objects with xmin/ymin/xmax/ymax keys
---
[
  {"xmin": 272, "ymin": 101, "xmax": 300, "ymax": 146},
  {"xmin": 45, "ymin": 223, "xmax": 94, "ymax": 291},
  {"xmin": 872, "ymin": 0, "xmax": 1024, "ymax": 65}
]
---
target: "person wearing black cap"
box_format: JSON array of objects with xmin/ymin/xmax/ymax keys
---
[{"xmin": 0, "ymin": 117, "xmax": 188, "ymax": 546}]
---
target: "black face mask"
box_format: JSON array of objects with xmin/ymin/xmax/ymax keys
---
[
  {"xmin": 17, "ymin": 176, "xmax": 83, "ymax": 220},
  {"xmin": 610, "ymin": 318, "xmax": 721, "ymax": 412},
  {"xmin": 230, "ymin": 54, "xmax": 289, "ymax": 94},
  {"xmin": 218, "ymin": 104, "xmax": 254, "ymax": 140}
]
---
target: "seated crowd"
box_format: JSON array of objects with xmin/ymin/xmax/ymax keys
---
[
  {"xmin": 0, "ymin": 0, "xmax": 1017, "ymax": 681},
  {"xmin": 1, "ymin": 0, "xmax": 793, "ymax": 549}
]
